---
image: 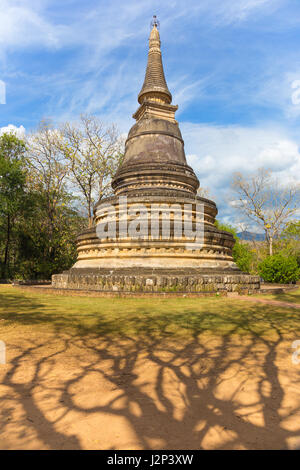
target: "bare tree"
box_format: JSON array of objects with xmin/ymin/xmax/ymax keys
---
[
  {"xmin": 231, "ymin": 168, "xmax": 300, "ymax": 255},
  {"xmin": 60, "ymin": 115, "xmax": 124, "ymax": 227},
  {"xmin": 26, "ymin": 121, "xmax": 70, "ymax": 242},
  {"xmin": 197, "ymin": 186, "xmax": 211, "ymax": 199}
]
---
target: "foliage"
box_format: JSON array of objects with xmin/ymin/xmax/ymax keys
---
[
  {"xmin": 215, "ymin": 221, "xmax": 254, "ymax": 273},
  {"xmin": 282, "ymin": 220, "xmax": 300, "ymax": 240},
  {"xmin": 0, "ymin": 133, "xmax": 28, "ymax": 277},
  {"xmin": 258, "ymin": 253, "xmax": 299, "ymax": 284},
  {"xmin": 15, "ymin": 194, "xmax": 86, "ymax": 279},
  {"xmin": 272, "ymin": 220, "xmax": 300, "ymax": 268}
]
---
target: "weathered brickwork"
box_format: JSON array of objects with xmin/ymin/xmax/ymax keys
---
[{"xmin": 52, "ymin": 272, "xmax": 260, "ymax": 293}]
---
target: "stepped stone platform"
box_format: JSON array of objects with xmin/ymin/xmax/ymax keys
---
[
  {"xmin": 13, "ymin": 281, "xmax": 298, "ymax": 299},
  {"xmin": 52, "ymin": 268, "xmax": 260, "ymax": 294}
]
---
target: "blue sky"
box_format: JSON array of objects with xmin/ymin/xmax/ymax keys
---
[{"xmin": 1, "ymin": 0, "xmax": 300, "ymax": 228}]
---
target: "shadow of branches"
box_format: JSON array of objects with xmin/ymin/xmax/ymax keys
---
[{"xmin": 1, "ymin": 295, "xmax": 300, "ymax": 449}]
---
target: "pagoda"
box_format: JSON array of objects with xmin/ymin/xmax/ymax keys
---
[{"xmin": 52, "ymin": 20, "xmax": 260, "ymax": 293}]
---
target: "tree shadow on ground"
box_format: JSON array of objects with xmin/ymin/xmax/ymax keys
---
[{"xmin": 0, "ymin": 296, "xmax": 300, "ymax": 449}]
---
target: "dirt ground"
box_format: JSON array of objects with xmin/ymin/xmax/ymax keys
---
[{"xmin": 1, "ymin": 330, "xmax": 300, "ymax": 450}]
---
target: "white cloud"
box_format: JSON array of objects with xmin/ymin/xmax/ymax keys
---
[
  {"xmin": 0, "ymin": 124, "xmax": 26, "ymax": 137},
  {"xmin": 257, "ymin": 140, "xmax": 299, "ymax": 171},
  {"xmin": 204, "ymin": 0, "xmax": 281, "ymax": 25},
  {"xmin": 0, "ymin": 0, "xmax": 289, "ymax": 128},
  {"xmin": 248, "ymin": 71, "xmax": 300, "ymax": 120},
  {"xmin": 0, "ymin": 0, "xmax": 283, "ymax": 53},
  {"xmin": 183, "ymin": 122, "xmax": 300, "ymax": 223},
  {"xmin": 0, "ymin": 1, "xmax": 67, "ymax": 50},
  {"xmin": 172, "ymin": 77, "xmax": 209, "ymax": 114}
]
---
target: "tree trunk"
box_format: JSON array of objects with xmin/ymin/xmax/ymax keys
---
[
  {"xmin": 269, "ymin": 236, "xmax": 273, "ymax": 256},
  {"xmin": 264, "ymin": 229, "xmax": 273, "ymax": 256},
  {"xmin": 4, "ymin": 214, "xmax": 10, "ymax": 276},
  {"xmin": 88, "ymin": 201, "xmax": 93, "ymax": 228}
]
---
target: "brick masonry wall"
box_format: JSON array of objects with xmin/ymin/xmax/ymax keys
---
[{"xmin": 52, "ymin": 272, "xmax": 260, "ymax": 293}]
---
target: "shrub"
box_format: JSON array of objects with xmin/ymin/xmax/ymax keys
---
[
  {"xmin": 215, "ymin": 221, "xmax": 254, "ymax": 273},
  {"xmin": 258, "ymin": 253, "xmax": 299, "ymax": 284},
  {"xmin": 232, "ymin": 242, "xmax": 253, "ymax": 273}
]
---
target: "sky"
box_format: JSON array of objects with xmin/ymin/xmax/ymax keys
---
[{"xmin": 1, "ymin": 0, "xmax": 300, "ymax": 228}]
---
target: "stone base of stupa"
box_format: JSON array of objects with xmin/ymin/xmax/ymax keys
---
[
  {"xmin": 52, "ymin": 193, "xmax": 260, "ymax": 294},
  {"xmin": 52, "ymin": 267, "xmax": 260, "ymax": 294}
]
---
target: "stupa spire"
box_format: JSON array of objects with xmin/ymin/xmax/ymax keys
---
[{"xmin": 138, "ymin": 17, "xmax": 172, "ymax": 105}]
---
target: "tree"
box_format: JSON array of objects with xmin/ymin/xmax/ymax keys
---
[
  {"xmin": 60, "ymin": 114, "xmax": 124, "ymax": 227},
  {"xmin": 215, "ymin": 221, "xmax": 254, "ymax": 273},
  {"xmin": 282, "ymin": 220, "xmax": 300, "ymax": 241},
  {"xmin": 197, "ymin": 187, "xmax": 211, "ymax": 199},
  {"xmin": 0, "ymin": 133, "xmax": 27, "ymax": 277},
  {"xmin": 26, "ymin": 121, "xmax": 69, "ymax": 226},
  {"xmin": 274, "ymin": 220, "xmax": 300, "ymax": 265},
  {"xmin": 16, "ymin": 199, "xmax": 86, "ymax": 279},
  {"xmin": 231, "ymin": 168, "xmax": 300, "ymax": 256},
  {"xmin": 0, "ymin": 116, "xmax": 124, "ymax": 280},
  {"xmin": 26, "ymin": 121, "xmax": 74, "ymax": 267}
]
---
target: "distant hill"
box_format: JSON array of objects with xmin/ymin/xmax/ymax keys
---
[{"xmin": 237, "ymin": 231, "xmax": 265, "ymax": 241}]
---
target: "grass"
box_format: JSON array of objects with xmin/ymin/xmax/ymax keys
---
[
  {"xmin": 256, "ymin": 287, "xmax": 300, "ymax": 304},
  {"xmin": 0, "ymin": 284, "xmax": 299, "ymax": 341}
]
